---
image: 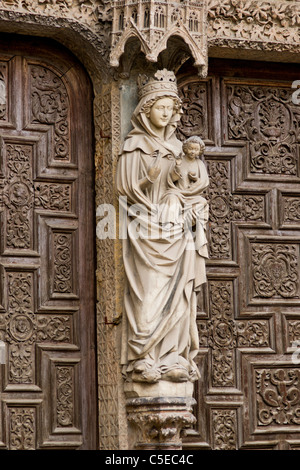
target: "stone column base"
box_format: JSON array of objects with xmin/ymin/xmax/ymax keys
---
[{"xmin": 125, "ymin": 381, "xmax": 196, "ymax": 450}]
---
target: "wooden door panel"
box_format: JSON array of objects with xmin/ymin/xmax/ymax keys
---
[
  {"xmin": 178, "ymin": 59, "xmax": 300, "ymax": 450},
  {"xmin": 0, "ymin": 36, "xmax": 96, "ymax": 450}
]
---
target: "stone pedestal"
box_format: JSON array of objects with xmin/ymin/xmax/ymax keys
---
[{"xmin": 125, "ymin": 381, "xmax": 196, "ymax": 450}]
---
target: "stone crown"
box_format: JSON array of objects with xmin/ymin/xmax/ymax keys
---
[{"xmin": 137, "ymin": 69, "xmax": 178, "ymax": 100}]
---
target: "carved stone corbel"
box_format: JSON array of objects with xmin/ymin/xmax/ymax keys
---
[{"xmin": 126, "ymin": 397, "xmax": 196, "ymax": 450}]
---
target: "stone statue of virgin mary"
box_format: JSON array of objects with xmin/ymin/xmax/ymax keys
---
[{"xmin": 117, "ymin": 69, "xmax": 209, "ymax": 384}]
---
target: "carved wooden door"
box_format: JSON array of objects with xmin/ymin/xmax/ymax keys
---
[
  {"xmin": 178, "ymin": 59, "xmax": 300, "ymax": 450},
  {"xmin": 0, "ymin": 35, "xmax": 96, "ymax": 449}
]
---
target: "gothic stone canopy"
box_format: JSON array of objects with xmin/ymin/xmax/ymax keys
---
[{"xmin": 109, "ymin": 0, "xmax": 207, "ymax": 75}]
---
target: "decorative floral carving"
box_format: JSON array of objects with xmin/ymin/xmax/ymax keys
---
[
  {"xmin": 30, "ymin": 66, "xmax": 70, "ymax": 161},
  {"xmin": 3, "ymin": 145, "xmax": 74, "ymax": 254},
  {"xmin": 5, "ymin": 272, "xmax": 35, "ymax": 384},
  {"xmin": 9, "ymin": 343, "xmax": 34, "ymax": 384},
  {"xmin": 0, "ymin": 0, "xmax": 108, "ymax": 29},
  {"xmin": 0, "ymin": 0, "xmax": 299, "ymax": 62},
  {"xmin": 7, "ymin": 272, "xmax": 33, "ymax": 315},
  {"xmin": 3, "ymin": 144, "xmax": 34, "ymax": 250},
  {"xmin": 256, "ymin": 368, "xmax": 300, "ymax": 427},
  {"xmin": 208, "ymin": 0, "xmax": 300, "ymax": 47},
  {"xmin": 96, "ymin": 84, "xmax": 120, "ymax": 450},
  {"xmin": 4, "ymin": 277, "xmax": 72, "ymax": 381},
  {"xmin": 36, "ymin": 315, "xmax": 71, "ymax": 343},
  {"xmin": 252, "ymin": 243, "xmax": 299, "ymax": 299},
  {"xmin": 9, "ymin": 407, "xmax": 35, "ymax": 450},
  {"xmin": 3, "ymin": 271, "xmax": 73, "ymax": 383},
  {"xmin": 232, "ymin": 195, "xmax": 264, "ymax": 221},
  {"xmin": 206, "ymin": 161, "xmax": 231, "ymax": 259},
  {"xmin": 176, "ymin": 68, "xmax": 300, "ymax": 449},
  {"xmin": 226, "ymin": 84, "xmax": 298, "ymax": 176},
  {"xmin": 283, "ymin": 196, "xmax": 300, "ymax": 223},
  {"xmin": 34, "ymin": 182, "xmax": 71, "ymax": 212},
  {"xmin": 288, "ymin": 320, "xmax": 300, "ymax": 345},
  {"xmin": 205, "ymin": 280, "xmax": 271, "ymax": 391},
  {"xmin": 212, "ymin": 409, "xmax": 237, "ymax": 450},
  {"xmin": 236, "ymin": 320, "xmax": 269, "ymax": 348},
  {"xmin": 177, "ymin": 81, "xmax": 209, "ymax": 141},
  {"xmin": 53, "ymin": 232, "xmax": 72, "ymax": 294},
  {"xmin": 56, "ymin": 366, "xmax": 74, "ymax": 427},
  {"xmin": 199, "ymin": 317, "xmax": 269, "ymax": 349},
  {"xmin": 205, "ymin": 160, "xmax": 264, "ymax": 259},
  {"xmin": 198, "ymin": 320, "xmax": 209, "ymax": 348},
  {"xmin": 208, "ymin": 281, "xmax": 236, "ymax": 387}
]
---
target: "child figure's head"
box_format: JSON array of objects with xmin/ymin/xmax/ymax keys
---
[{"xmin": 182, "ymin": 136, "xmax": 205, "ymax": 160}]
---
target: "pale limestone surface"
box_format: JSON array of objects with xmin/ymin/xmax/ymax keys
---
[
  {"xmin": 117, "ymin": 70, "xmax": 209, "ymax": 388},
  {"xmin": 124, "ymin": 379, "xmax": 194, "ymax": 398}
]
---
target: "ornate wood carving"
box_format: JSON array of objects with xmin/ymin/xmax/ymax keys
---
[
  {"xmin": 53, "ymin": 232, "xmax": 73, "ymax": 294},
  {"xmin": 30, "ymin": 66, "xmax": 70, "ymax": 162},
  {"xmin": 6, "ymin": 271, "xmax": 35, "ymax": 384},
  {"xmin": 226, "ymin": 83, "xmax": 299, "ymax": 177},
  {"xmin": 3, "ymin": 143, "xmax": 34, "ymax": 250},
  {"xmin": 252, "ymin": 243, "xmax": 299, "ymax": 299},
  {"xmin": 283, "ymin": 196, "xmax": 300, "ymax": 224},
  {"xmin": 177, "ymin": 81, "xmax": 210, "ymax": 142},
  {"xmin": 9, "ymin": 407, "xmax": 36, "ymax": 450},
  {"xmin": 177, "ymin": 60, "xmax": 300, "ymax": 450},
  {"xmin": 0, "ymin": 39, "xmax": 95, "ymax": 449},
  {"xmin": 212, "ymin": 409, "xmax": 237, "ymax": 450},
  {"xmin": 198, "ymin": 280, "xmax": 271, "ymax": 390},
  {"xmin": 56, "ymin": 365, "xmax": 74, "ymax": 428},
  {"xmin": 256, "ymin": 368, "xmax": 300, "ymax": 428},
  {"xmin": 34, "ymin": 182, "xmax": 71, "ymax": 212},
  {"xmin": 36, "ymin": 315, "xmax": 71, "ymax": 343}
]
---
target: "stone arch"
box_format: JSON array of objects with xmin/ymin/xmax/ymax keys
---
[{"xmin": 0, "ymin": 9, "xmax": 111, "ymax": 83}]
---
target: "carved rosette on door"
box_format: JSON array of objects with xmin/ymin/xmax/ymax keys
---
[
  {"xmin": 0, "ymin": 40, "xmax": 95, "ymax": 449},
  {"xmin": 177, "ymin": 61, "xmax": 300, "ymax": 450}
]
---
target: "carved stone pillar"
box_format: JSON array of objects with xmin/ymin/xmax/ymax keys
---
[{"xmin": 125, "ymin": 383, "xmax": 196, "ymax": 450}]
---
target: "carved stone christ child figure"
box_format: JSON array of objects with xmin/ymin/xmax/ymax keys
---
[{"xmin": 117, "ymin": 69, "xmax": 209, "ymax": 384}]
